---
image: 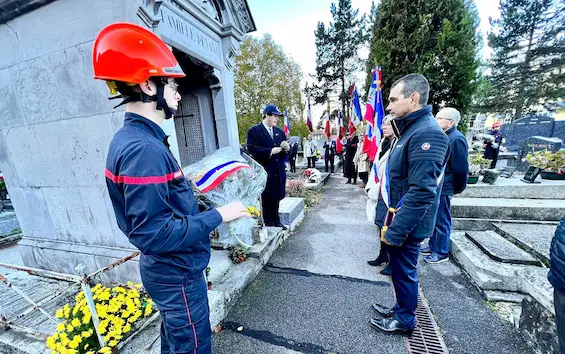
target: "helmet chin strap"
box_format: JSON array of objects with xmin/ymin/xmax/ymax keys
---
[
  {"xmin": 155, "ymin": 82, "xmax": 177, "ymax": 119},
  {"xmin": 108, "ymin": 78, "xmax": 177, "ymax": 119}
]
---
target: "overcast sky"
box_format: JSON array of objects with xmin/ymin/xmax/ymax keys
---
[{"xmin": 245, "ymin": 0, "xmax": 501, "ymax": 124}]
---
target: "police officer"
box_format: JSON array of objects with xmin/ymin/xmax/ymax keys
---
[
  {"xmin": 247, "ymin": 105, "xmax": 289, "ymax": 230},
  {"xmin": 370, "ymin": 74, "xmax": 449, "ymax": 335},
  {"xmin": 93, "ymin": 23, "xmax": 249, "ymax": 353}
]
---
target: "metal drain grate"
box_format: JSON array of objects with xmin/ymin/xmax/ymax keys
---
[{"xmin": 405, "ymin": 290, "xmax": 449, "ymax": 354}]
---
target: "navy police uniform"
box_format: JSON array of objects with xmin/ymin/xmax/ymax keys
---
[
  {"xmin": 375, "ymin": 106, "xmax": 449, "ymax": 329},
  {"xmin": 106, "ymin": 112, "xmax": 222, "ymax": 353},
  {"xmin": 246, "ymin": 106, "xmax": 287, "ymax": 227}
]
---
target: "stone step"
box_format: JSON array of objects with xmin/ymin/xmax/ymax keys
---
[
  {"xmin": 453, "ymin": 218, "xmax": 558, "ymax": 231},
  {"xmin": 460, "ymin": 178, "xmax": 565, "ymax": 200},
  {"xmin": 450, "ymin": 232, "xmax": 553, "ymax": 315},
  {"xmin": 465, "ymin": 231, "xmax": 541, "ymax": 266},
  {"xmin": 492, "ymin": 222, "xmax": 555, "ymax": 267},
  {"xmin": 451, "ymin": 198, "xmax": 565, "ymax": 221}
]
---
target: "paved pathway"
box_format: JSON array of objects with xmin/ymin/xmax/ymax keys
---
[{"xmin": 213, "ymin": 174, "xmax": 535, "ymax": 354}]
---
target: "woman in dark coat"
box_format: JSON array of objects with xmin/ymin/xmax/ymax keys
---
[{"xmin": 344, "ymin": 133, "xmax": 359, "ymax": 184}]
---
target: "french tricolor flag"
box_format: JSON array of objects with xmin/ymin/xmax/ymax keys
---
[
  {"xmin": 284, "ymin": 109, "xmax": 290, "ymax": 136},
  {"xmin": 195, "ymin": 160, "xmax": 250, "ymax": 193},
  {"xmin": 364, "ymin": 67, "xmax": 385, "ymax": 162}
]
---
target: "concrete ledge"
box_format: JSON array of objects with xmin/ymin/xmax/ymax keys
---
[
  {"xmin": 465, "ymin": 231, "xmax": 540, "ymax": 266},
  {"xmin": 492, "ymin": 222, "xmax": 554, "ymax": 267},
  {"xmin": 519, "ymin": 296, "xmax": 560, "ymax": 354},
  {"xmin": 460, "ymin": 180, "xmax": 565, "ymax": 200},
  {"xmin": 453, "ymin": 218, "xmax": 558, "ymax": 231},
  {"xmin": 451, "ymin": 198, "xmax": 565, "ymax": 221},
  {"xmin": 279, "ymin": 197, "xmax": 305, "ymax": 231},
  {"xmin": 451, "ymin": 232, "xmax": 554, "ymax": 315}
]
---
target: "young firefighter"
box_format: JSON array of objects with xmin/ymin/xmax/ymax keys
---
[{"xmin": 92, "ymin": 23, "xmax": 249, "ymax": 353}]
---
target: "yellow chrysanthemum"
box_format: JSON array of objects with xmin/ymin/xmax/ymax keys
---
[
  {"xmin": 56, "ymin": 323, "xmax": 66, "ymax": 332},
  {"xmin": 135, "ymin": 283, "xmax": 142, "ymax": 289},
  {"xmin": 46, "ymin": 336, "xmax": 56, "ymax": 349},
  {"xmin": 122, "ymin": 323, "xmax": 132, "ymax": 333},
  {"xmin": 72, "ymin": 335, "xmax": 82, "ymax": 343},
  {"xmin": 56, "ymin": 308, "xmax": 64, "ymax": 318},
  {"xmin": 71, "ymin": 318, "xmax": 81, "ymax": 328},
  {"xmin": 98, "ymin": 346, "xmax": 112, "ymax": 353},
  {"xmin": 67, "ymin": 349, "xmax": 78, "ymax": 354},
  {"xmin": 144, "ymin": 300, "xmax": 153, "ymax": 317},
  {"xmin": 82, "ymin": 330, "xmax": 92, "ymax": 338},
  {"xmin": 86, "ymin": 352, "xmax": 95, "ymax": 354},
  {"xmin": 108, "ymin": 339, "xmax": 118, "ymax": 347},
  {"xmin": 68, "ymin": 340, "xmax": 79, "ymax": 349},
  {"xmin": 113, "ymin": 286, "xmax": 126, "ymax": 294},
  {"xmin": 66, "ymin": 324, "xmax": 74, "ymax": 332},
  {"xmin": 83, "ymin": 312, "xmax": 92, "ymax": 325},
  {"xmin": 63, "ymin": 304, "xmax": 71, "ymax": 317}
]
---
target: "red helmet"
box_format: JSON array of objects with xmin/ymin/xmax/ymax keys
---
[
  {"xmin": 492, "ymin": 122, "xmax": 502, "ymax": 128},
  {"xmin": 92, "ymin": 23, "xmax": 185, "ymax": 84}
]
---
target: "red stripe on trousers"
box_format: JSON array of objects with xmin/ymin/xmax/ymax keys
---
[
  {"xmin": 104, "ymin": 168, "xmax": 182, "ymax": 185},
  {"xmin": 181, "ymin": 286, "xmax": 198, "ymax": 353}
]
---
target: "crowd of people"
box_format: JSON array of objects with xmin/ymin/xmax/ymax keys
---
[{"xmin": 93, "ymin": 22, "xmax": 563, "ymax": 353}]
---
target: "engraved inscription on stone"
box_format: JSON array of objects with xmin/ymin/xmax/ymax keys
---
[{"xmin": 160, "ymin": 5, "xmax": 221, "ymax": 62}]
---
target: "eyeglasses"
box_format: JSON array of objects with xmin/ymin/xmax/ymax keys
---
[{"xmin": 168, "ymin": 82, "xmax": 179, "ymax": 94}]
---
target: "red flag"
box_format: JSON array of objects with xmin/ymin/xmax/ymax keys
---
[
  {"xmin": 325, "ymin": 118, "xmax": 332, "ymax": 138},
  {"xmin": 348, "ymin": 120, "xmax": 356, "ymax": 135},
  {"xmin": 336, "ymin": 137, "xmax": 343, "ymax": 155},
  {"xmin": 306, "ymin": 102, "xmax": 313, "ymax": 132}
]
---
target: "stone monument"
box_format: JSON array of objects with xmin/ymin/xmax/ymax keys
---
[{"xmin": 0, "ymin": 0, "xmax": 256, "ymax": 282}]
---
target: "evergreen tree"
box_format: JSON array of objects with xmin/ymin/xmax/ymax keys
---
[
  {"xmin": 367, "ymin": 0, "xmax": 480, "ymax": 134},
  {"xmin": 486, "ymin": 0, "xmax": 565, "ymax": 121},
  {"xmin": 314, "ymin": 0, "xmax": 367, "ymax": 118}
]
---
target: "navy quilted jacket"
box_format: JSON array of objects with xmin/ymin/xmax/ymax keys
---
[
  {"xmin": 375, "ymin": 106, "xmax": 450, "ymax": 246},
  {"xmin": 549, "ymin": 216, "xmax": 565, "ymax": 292},
  {"xmin": 105, "ymin": 113, "xmax": 222, "ymax": 277}
]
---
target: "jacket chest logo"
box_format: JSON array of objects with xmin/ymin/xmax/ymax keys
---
[{"xmin": 421, "ymin": 142, "xmax": 431, "ymax": 151}]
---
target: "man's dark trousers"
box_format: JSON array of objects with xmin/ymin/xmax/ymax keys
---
[
  {"xmin": 325, "ymin": 157, "xmax": 334, "ymax": 173},
  {"xmin": 428, "ymin": 195, "xmax": 452, "ymax": 258},
  {"xmin": 141, "ymin": 268, "xmax": 211, "ymax": 354},
  {"xmin": 555, "ymin": 287, "xmax": 565, "ymax": 353},
  {"xmin": 262, "ymin": 198, "xmax": 281, "ymax": 226},
  {"xmin": 388, "ymin": 237, "xmax": 420, "ymax": 329}
]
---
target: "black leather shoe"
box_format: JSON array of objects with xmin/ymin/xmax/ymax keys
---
[
  {"xmin": 368, "ymin": 253, "xmax": 389, "ymax": 267},
  {"xmin": 371, "ymin": 303, "xmax": 394, "ymax": 318},
  {"xmin": 275, "ymin": 223, "xmax": 288, "ymax": 231},
  {"xmin": 380, "ymin": 264, "xmax": 392, "ymax": 276},
  {"xmin": 370, "ymin": 318, "xmax": 413, "ymax": 335}
]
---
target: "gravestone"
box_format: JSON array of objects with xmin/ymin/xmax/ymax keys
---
[
  {"xmin": 503, "ymin": 116, "xmax": 555, "ymax": 152},
  {"xmin": 517, "ymin": 136, "xmax": 563, "ymax": 171}
]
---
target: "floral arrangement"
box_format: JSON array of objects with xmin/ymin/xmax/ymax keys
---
[
  {"xmin": 286, "ymin": 179, "xmax": 320, "ymax": 207},
  {"xmin": 229, "ymin": 245, "xmax": 249, "ymax": 264},
  {"xmin": 469, "ymin": 154, "xmax": 491, "ymax": 176},
  {"xmin": 46, "ymin": 282, "xmax": 153, "ymax": 354},
  {"xmin": 525, "ymin": 150, "xmax": 565, "ymax": 172}
]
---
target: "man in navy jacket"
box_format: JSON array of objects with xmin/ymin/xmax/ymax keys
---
[
  {"xmin": 422, "ymin": 107, "xmax": 469, "ymax": 263},
  {"xmin": 549, "ymin": 216, "xmax": 565, "ymax": 353},
  {"xmin": 247, "ymin": 105, "xmax": 289, "ymax": 229},
  {"xmin": 95, "ymin": 23, "xmax": 249, "ymax": 354},
  {"xmin": 371, "ymin": 74, "xmax": 449, "ymax": 335}
]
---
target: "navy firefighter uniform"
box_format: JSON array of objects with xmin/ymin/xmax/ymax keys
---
[
  {"xmin": 246, "ymin": 105, "xmax": 288, "ymax": 227},
  {"xmin": 94, "ymin": 23, "xmax": 223, "ymax": 354},
  {"xmin": 375, "ymin": 106, "xmax": 449, "ymax": 330}
]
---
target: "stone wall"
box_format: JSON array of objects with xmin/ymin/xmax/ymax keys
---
[{"xmin": 0, "ymin": 0, "xmax": 145, "ymax": 280}]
